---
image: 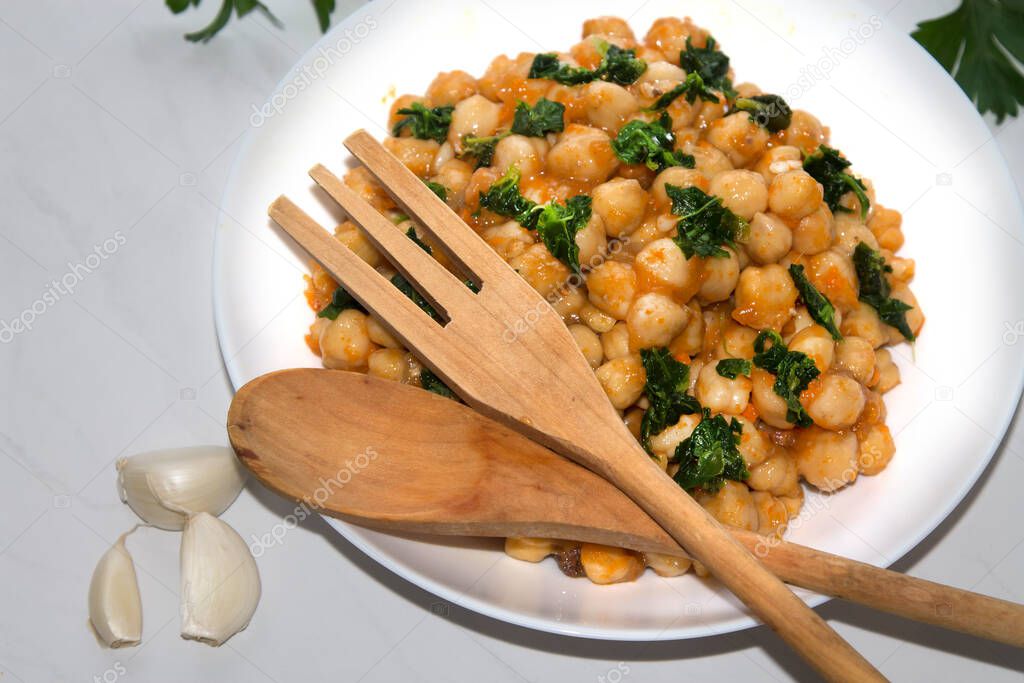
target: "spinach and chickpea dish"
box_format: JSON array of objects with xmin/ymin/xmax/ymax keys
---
[{"xmin": 303, "ymin": 16, "xmax": 924, "ymax": 585}]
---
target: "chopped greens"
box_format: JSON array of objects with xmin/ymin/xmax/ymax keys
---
[
  {"xmin": 852, "ymin": 243, "xmax": 916, "ymax": 341},
  {"xmin": 535, "ymin": 196, "xmax": 592, "ymax": 273},
  {"xmin": 611, "ymin": 113, "xmax": 695, "ymax": 172},
  {"xmin": 665, "ymin": 185, "xmax": 748, "ymax": 259},
  {"xmin": 752, "ymin": 331, "xmax": 820, "ymax": 427},
  {"xmin": 423, "ymin": 180, "xmax": 448, "ymax": 202},
  {"xmin": 672, "ymin": 409, "xmax": 748, "ymax": 493},
  {"xmin": 803, "ymin": 145, "xmax": 870, "ymax": 219},
  {"xmin": 529, "ymin": 42, "xmax": 647, "ymax": 86},
  {"xmin": 461, "ymin": 134, "xmax": 505, "ymax": 167},
  {"xmin": 731, "ymin": 94, "xmax": 792, "ymax": 132},
  {"xmin": 317, "ymin": 286, "xmax": 365, "ymax": 319},
  {"xmin": 789, "ymin": 264, "xmax": 842, "ymax": 341},
  {"xmin": 716, "ymin": 358, "xmax": 752, "ymax": 380},
  {"xmin": 392, "ymin": 102, "xmax": 454, "ymax": 144},
  {"xmin": 639, "ymin": 348, "xmax": 701, "ymax": 452},
  {"xmin": 405, "ymin": 227, "xmax": 432, "ymax": 254},
  {"xmin": 391, "ymin": 273, "xmax": 440, "ymax": 321},
  {"xmin": 645, "ymin": 72, "xmax": 720, "ymax": 111},
  {"xmin": 476, "ymin": 166, "xmax": 541, "ymax": 228},
  {"xmin": 420, "ymin": 367, "xmax": 457, "ymax": 399},
  {"xmin": 678, "ymin": 36, "xmax": 735, "ymax": 97},
  {"xmin": 166, "ymin": 0, "xmax": 338, "ymax": 43},
  {"xmin": 511, "ymin": 98, "xmax": 566, "ymax": 137}
]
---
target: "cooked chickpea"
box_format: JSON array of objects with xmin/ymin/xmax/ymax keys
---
[
  {"xmin": 648, "ymin": 413, "xmax": 701, "ymax": 460},
  {"xmin": 601, "ymin": 322, "xmax": 631, "ymax": 360},
  {"xmin": 627, "ymin": 292, "xmax": 690, "ymax": 349},
  {"xmin": 575, "ymin": 212, "xmax": 608, "ymax": 267},
  {"xmin": 582, "ymin": 81, "xmax": 639, "ymax": 134},
  {"xmin": 697, "ymin": 481, "xmax": 758, "ymax": 531},
  {"xmin": 706, "ymin": 114, "xmax": 770, "ymax": 168},
  {"xmin": 751, "ymin": 491, "xmax": 790, "ymax": 537},
  {"xmin": 426, "ymin": 70, "xmax": 478, "ymax": 106},
  {"xmin": 579, "ymin": 302, "xmax": 617, "ymax": 333},
  {"xmin": 833, "ymin": 216, "xmax": 879, "ymax": 257},
  {"xmin": 753, "ymin": 145, "xmax": 802, "ymax": 184},
  {"xmin": 504, "ymin": 537, "xmax": 559, "ymax": 562},
  {"xmin": 319, "ymin": 309, "xmax": 377, "ymax": 370},
  {"xmin": 334, "ymin": 221, "xmax": 383, "ymax": 268},
  {"xmin": 869, "ymin": 205, "xmax": 905, "ymax": 252},
  {"xmin": 858, "ymin": 423, "xmax": 895, "ymax": 475},
  {"xmin": 367, "ymin": 348, "xmax": 407, "ymax": 382},
  {"xmin": 383, "ymin": 136, "xmax": 439, "ymax": 178},
  {"xmin": 591, "ymin": 178, "xmax": 648, "ymax": 237},
  {"xmin": 634, "ymin": 237, "xmax": 703, "ymax": 299},
  {"xmin": 697, "ymin": 248, "xmax": 740, "ymax": 303},
  {"xmin": 708, "ymin": 170, "xmax": 768, "ymax": 221},
  {"xmin": 687, "ymin": 141, "xmax": 733, "ymax": 178},
  {"xmin": 807, "ymin": 249, "xmax": 860, "ymax": 313},
  {"xmin": 580, "ymin": 543, "xmax": 645, "ymax": 584},
  {"xmin": 366, "ymin": 316, "xmax": 400, "ymax": 349},
  {"xmin": 569, "ymin": 324, "xmax": 604, "ymax": 368},
  {"xmin": 783, "ymin": 110, "xmax": 828, "ymax": 153},
  {"xmin": 431, "ymin": 159, "xmax": 473, "ymax": 210},
  {"xmin": 803, "ymin": 373, "xmax": 865, "ymax": 430},
  {"xmin": 696, "ymin": 361, "xmax": 751, "ymax": 415},
  {"xmin": 491, "ymin": 134, "xmax": 547, "ymax": 176},
  {"xmin": 788, "ymin": 325, "xmax": 835, "ymax": 373},
  {"xmin": 734, "ymin": 416, "xmax": 771, "ymax": 469},
  {"xmin": 873, "ymin": 348, "xmax": 901, "ymax": 393},
  {"xmin": 477, "ymin": 52, "xmax": 532, "ymax": 101},
  {"xmin": 886, "ymin": 284, "xmax": 924, "ymax": 342},
  {"xmin": 550, "ymin": 286, "xmax": 586, "ymax": 322},
  {"xmin": 731, "ymin": 264, "xmax": 798, "ymax": 331},
  {"xmin": 745, "ymin": 212, "xmax": 792, "ymax": 265},
  {"xmin": 672, "ymin": 302, "xmax": 705, "ymax": 357},
  {"xmin": 793, "ymin": 426, "xmax": 859, "ymax": 491},
  {"xmin": 644, "ymin": 552, "xmax": 692, "ymax": 577},
  {"xmin": 482, "ymin": 220, "xmax": 534, "ymax": 261},
  {"xmin": 508, "ymin": 243, "xmax": 571, "ymax": 298},
  {"xmin": 747, "ymin": 450, "xmax": 800, "ymax": 496},
  {"xmin": 792, "ymin": 204, "xmax": 835, "ymax": 255},
  {"xmin": 595, "ymin": 354, "xmax": 646, "ymax": 409},
  {"xmin": 644, "ymin": 17, "xmax": 708, "ymax": 63},
  {"xmin": 717, "ymin": 322, "xmax": 758, "ymax": 359},
  {"xmin": 768, "ymin": 170, "xmax": 824, "ymax": 221},
  {"xmin": 583, "ymin": 16, "xmax": 636, "ymax": 41},
  {"xmin": 587, "ymin": 260, "xmax": 637, "ymax": 319},
  {"xmin": 546, "ymin": 124, "xmax": 619, "ymax": 183},
  {"xmin": 751, "ymin": 367, "xmax": 794, "ymax": 429},
  {"xmin": 841, "ymin": 302, "xmax": 889, "ymax": 348},
  {"xmin": 448, "ymin": 94, "xmax": 502, "ymax": 151},
  {"xmin": 834, "ymin": 337, "xmax": 875, "ymax": 384},
  {"xmin": 651, "ymin": 167, "xmax": 709, "ymax": 210}
]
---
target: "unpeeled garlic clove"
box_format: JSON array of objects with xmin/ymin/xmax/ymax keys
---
[
  {"xmin": 180, "ymin": 512, "xmax": 260, "ymax": 646},
  {"xmin": 117, "ymin": 446, "xmax": 246, "ymax": 530},
  {"xmin": 88, "ymin": 530, "xmax": 142, "ymax": 648}
]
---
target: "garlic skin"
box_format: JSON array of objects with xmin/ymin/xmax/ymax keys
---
[
  {"xmin": 180, "ymin": 512, "xmax": 260, "ymax": 646},
  {"xmin": 117, "ymin": 446, "xmax": 246, "ymax": 530},
  {"xmin": 89, "ymin": 531, "xmax": 142, "ymax": 648}
]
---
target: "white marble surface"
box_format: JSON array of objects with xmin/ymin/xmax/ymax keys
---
[{"xmin": 0, "ymin": 1, "xmax": 1022, "ymax": 681}]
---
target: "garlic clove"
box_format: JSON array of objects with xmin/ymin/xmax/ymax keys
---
[
  {"xmin": 88, "ymin": 530, "xmax": 143, "ymax": 648},
  {"xmin": 117, "ymin": 446, "xmax": 247, "ymax": 530},
  {"xmin": 180, "ymin": 512, "xmax": 260, "ymax": 646}
]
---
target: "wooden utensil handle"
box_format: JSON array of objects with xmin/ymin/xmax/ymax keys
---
[
  {"xmin": 734, "ymin": 530, "xmax": 1024, "ymax": 647},
  {"xmin": 605, "ymin": 451, "xmax": 885, "ymax": 683}
]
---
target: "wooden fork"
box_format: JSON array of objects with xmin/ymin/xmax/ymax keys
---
[{"xmin": 268, "ymin": 130, "xmax": 884, "ymax": 681}]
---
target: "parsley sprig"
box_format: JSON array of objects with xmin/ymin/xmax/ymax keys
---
[
  {"xmin": 679, "ymin": 36, "xmax": 737, "ymax": 98},
  {"xmin": 167, "ymin": 0, "xmax": 337, "ymax": 42},
  {"xmin": 853, "ymin": 243, "xmax": 916, "ymax": 341},
  {"xmin": 611, "ymin": 113, "xmax": 695, "ymax": 172},
  {"xmin": 731, "ymin": 94, "xmax": 792, "ymax": 132},
  {"xmin": 535, "ymin": 196, "xmax": 592, "ymax": 274},
  {"xmin": 645, "ymin": 73, "xmax": 720, "ymax": 111},
  {"xmin": 392, "ymin": 102, "xmax": 455, "ymax": 144},
  {"xmin": 665, "ymin": 185, "xmax": 748, "ymax": 259},
  {"xmin": 510, "ymin": 98, "xmax": 566, "ymax": 137},
  {"xmin": 716, "ymin": 358, "xmax": 752, "ymax": 380},
  {"xmin": 789, "ymin": 264, "xmax": 842, "ymax": 341},
  {"xmin": 803, "ymin": 145, "xmax": 870, "ymax": 219},
  {"xmin": 673, "ymin": 410, "xmax": 749, "ymax": 493},
  {"xmin": 529, "ymin": 43, "xmax": 647, "ymax": 86},
  {"xmin": 752, "ymin": 331, "xmax": 820, "ymax": 427},
  {"xmin": 639, "ymin": 348, "xmax": 701, "ymax": 452}
]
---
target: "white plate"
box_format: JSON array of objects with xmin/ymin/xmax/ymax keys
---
[{"xmin": 213, "ymin": 0, "xmax": 1024, "ymax": 640}]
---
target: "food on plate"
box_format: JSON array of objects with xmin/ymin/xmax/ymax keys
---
[{"xmin": 301, "ymin": 15, "xmax": 923, "ymax": 584}]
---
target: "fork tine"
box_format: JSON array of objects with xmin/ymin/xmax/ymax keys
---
[
  {"xmin": 268, "ymin": 195, "xmax": 448, "ymax": 355},
  {"xmin": 309, "ymin": 164, "xmax": 477, "ymax": 321},
  {"xmin": 343, "ymin": 130, "xmax": 514, "ymax": 286}
]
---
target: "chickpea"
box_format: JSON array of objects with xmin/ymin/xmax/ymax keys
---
[
  {"xmin": 508, "ymin": 243, "xmax": 571, "ymax": 298},
  {"xmin": 477, "ymin": 53, "xmax": 532, "ymax": 101},
  {"xmin": 753, "ymin": 145, "xmax": 802, "ymax": 184},
  {"xmin": 768, "ymin": 170, "xmax": 824, "ymax": 220},
  {"xmin": 431, "ymin": 159, "xmax": 473, "ymax": 210},
  {"xmin": 734, "ymin": 416, "xmax": 771, "ymax": 469},
  {"xmin": 751, "ymin": 367, "xmax": 794, "ymax": 429},
  {"xmin": 644, "ymin": 17, "xmax": 708, "ymax": 64},
  {"xmin": 481, "ymin": 221, "xmax": 533, "ymax": 262},
  {"xmin": 782, "ymin": 305, "xmax": 815, "ymax": 342},
  {"xmin": 886, "ymin": 284, "xmax": 924, "ymax": 342},
  {"xmin": 550, "ymin": 286, "xmax": 586, "ymax": 322},
  {"xmin": 575, "ymin": 212, "xmax": 608, "ymax": 267},
  {"xmin": 546, "ymin": 124, "xmax": 619, "ymax": 183},
  {"xmin": 645, "ymin": 552, "xmax": 692, "ymax": 577},
  {"xmin": 696, "ymin": 361, "xmax": 751, "ymax": 415},
  {"xmin": 637, "ymin": 60, "xmax": 685, "ymax": 86},
  {"xmin": 869, "ymin": 205, "xmax": 905, "ymax": 252},
  {"xmin": 582, "ymin": 81, "xmax": 639, "ymax": 134},
  {"xmin": 708, "ymin": 170, "xmax": 768, "ymax": 221},
  {"xmin": 504, "ymin": 537, "xmax": 558, "ymax": 563},
  {"xmin": 841, "ymin": 302, "xmax": 889, "ymax": 348},
  {"xmin": 651, "ymin": 167, "xmax": 709, "ymax": 209},
  {"xmin": 803, "ymin": 373, "xmax": 865, "ymax": 430},
  {"xmin": 833, "ymin": 216, "xmax": 879, "ymax": 257},
  {"xmin": 697, "ymin": 247, "xmax": 741, "ymax": 304},
  {"xmin": 587, "ymin": 260, "xmax": 637, "ymax": 319},
  {"xmin": 788, "ymin": 325, "xmax": 835, "ymax": 373},
  {"xmin": 706, "ymin": 114, "xmax": 770, "ymax": 168},
  {"xmin": 334, "ymin": 221, "xmax": 383, "ymax": 268},
  {"xmin": 716, "ymin": 322, "xmax": 758, "ymax": 359},
  {"xmin": 858, "ymin": 423, "xmax": 895, "ymax": 475},
  {"xmin": 793, "ymin": 426, "xmax": 859, "ymax": 491},
  {"xmin": 696, "ymin": 481, "xmax": 758, "ymax": 531},
  {"xmin": 388, "ymin": 94, "xmax": 424, "ymax": 133},
  {"xmin": 834, "ymin": 337, "xmax": 875, "ymax": 384},
  {"xmin": 425, "ymin": 70, "xmax": 477, "ymax": 107},
  {"xmin": 582, "ymin": 16, "xmax": 636, "ymax": 42},
  {"xmin": 779, "ymin": 489, "xmax": 805, "ymax": 519},
  {"xmin": 783, "ymin": 110, "xmax": 828, "ymax": 153},
  {"xmin": 569, "ymin": 324, "xmax": 604, "ymax": 368},
  {"xmin": 492, "ymin": 134, "xmax": 547, "ymax": 176},
  {"xmin": 319, "ymin": 309, "xmax": 377, "ymax": 370},
  {"xmin": 745, "ymin": 212, "xmax": 792, "ymax": 265},
  {"xmin": 648, "ymin": 413, "xmax": 702, "ymax": 460},
  {"xmin": 627, "ymin": 292, "xmax": 691, "ymax": 348},
  {"xmin": 367, "ymin": 348, "xmax": 407, "ymax": 382},
  {"xmin": 595, "ymin": 354, "xmax": 646, "ymax": 409},
  {"xmin": 366, "ymin": 316, "xmax": 400, "ymax": 349},
  {"xmin": 687, "ymin": 141, "xmax": 733, "ymax": 178},
  {"xmin": 382, "ymin": 136, "xmax": 439, "ymax": 178},
  {"xmin": 448, "ymin": 94, "xmax": 503, "ymax": 151},
  {"xmin": 580, "ymin": 543, "xmax": 645, "ymax": 584},
  {"xmin": 634, "ymin": 237, "xmax": 703, "ymax": 299},
  {"xmin": 672, "ymin": 302, "xmax": 705, "ymax": 357},
  {"xmin": 591, "ymin": 178, "xmax": 648, "ymax": 237},
  {"xmin": 747, "ymin": 449, "xmax": 800, "ymax": 496},
  {"xmin": 579, "ymin": 302, "xmax": 617, "ymax": 333},
  {"xmin": 792, "ymin": 204, "xmax": 834, "ymax": 255},
  {"xmin": 751, "ymin": 491, "xmax": 790, "ymax": 537},
  {"xmin": 624, "ymin": 407, "xmax": 644, "ymax": 440},
  {"xmin": 731, "ymin": 264, "xmax": 798, "ymax": 331},
  {"xmin": 888, "ymin": 256, "xmax": 915, "ymax": 283},
  {"xmin": 807, "ymin": 249, "xmax": 860, "ymax": 313},
  {"xmin": 601, "ymin": 322, "xmax": 631, "ymax": 360},
  {"xmin": 873, "ymin": 348, "xmax": 901, "ymax": 393}
]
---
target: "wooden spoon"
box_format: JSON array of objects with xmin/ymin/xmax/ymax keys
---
[{"xmin": 228, "ymin": 368, "xmax": 1024, "ymax": 647}]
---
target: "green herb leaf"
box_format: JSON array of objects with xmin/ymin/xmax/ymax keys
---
[
  {"xmin": 423, "ymin": 180, "xmax": 448, "ymax": 202},
  {"xmin": 611, "ymin": 113, "xmax": 695, "ymax": 172},
  {"xmin": 599, "ymin": 43, "xmax": 648, "ymax": 85},
  {"xmin": 420, "ymin": 367, "xmax": 457, "ymax": 399},
  {"xmin": 528, "ymin": 53, "xmax": 597, "ymax": 85},
  {"xmin": 311, "ymin": 0, "xmax": 335, "ymax": 32},
  {"xmin": 645, "ymin": 72, "xmax": 720, "ymax": 111},
  {"xmin": 789, "ymin": 264, "xmax": 842, "ymax": 340},
  {"xmin": 391, "ymin": 273, "xmax": 440, "ymax": 321},
  {"xmin": 318, "ymin": 286, "xmax": 365, "ymax": 320},
  {"xmin": 803, "ymin": 145, "xmax": 870, "ymax": 219},
  {"xmin": 912, "ymin": 1, "xmax": 1024, "ymax": 123},
  {"xmin": 731, "ymin": 94, "xmax": 792, "ymax": 132},
  {"xmin": 672, "ymin": 409, "xmax": 748, "ymax": 493},
  {"xmin": 392, "ymin": 102, "xmax": 454, "ymax": 144},
  {"xmin": 852, "ymin": 242, "xmax": 915, "ymax": 341},
  {"xmin": 678, "ymin": 36, "xmax": 736, "ymax": 97},
  {"xmin": 639, "ymin": 348, "xmax": 701, "ymax": 452},
  {"xmin": 477, "ymin": 166, "xmax": 541, "ymax": 228},
  {"xmin": 716, "ymin": 358, "xmax": 752, "ymax": 380},
  {"xmin": 461, "ymin": 134, "xmax": 506, "ymax": 167},
  {"xmin": 666, "ymin": 185, "xmax": 748, "ymax": 259},
  {"xmin": 752, "ymin": 331, "xmax": 819, "ymax": 427},
  {"xmin": 183, "ymin": 0, "xmax": 282, "ymax": 43},
  {"xmin": 528, "ymin": 43, "xmax": 647, "ymax": 86},
  {"xmin": 510, "ymin": 98, "xmax": 566, "ymax": 137},
  {"xmin": 405, "ymin": 227, "xmax": 432, "ymax": 255},
  {"xmin": 535, "ymin": 196, "xmax": 591, "ymax": 273}
]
